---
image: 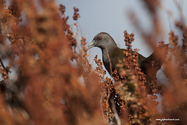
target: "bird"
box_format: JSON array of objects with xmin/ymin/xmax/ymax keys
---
[
  {"xmin": 86, "ymin": 32, "xmax": 168, "ymax": 124},
  {"xmin": 86, "ymin": 32, "xmax": 168, "ymax": 92}
]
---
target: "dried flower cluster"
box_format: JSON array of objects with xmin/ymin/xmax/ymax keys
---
[{"xmin": 73, "ymin": 7, "xmax": 80, "ymax": 20}]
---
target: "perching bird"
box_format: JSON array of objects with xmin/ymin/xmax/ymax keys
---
[
  {"xmin": 87, "ymin": 32, "xmax": 145, "ymax": 75},
  {"xmin": 87, "ymin": 32, "xmax": 168, "ymax": 92},
  {"xmin": 87, "ymin": 32, "xmax": 168, "ymax": 124}
]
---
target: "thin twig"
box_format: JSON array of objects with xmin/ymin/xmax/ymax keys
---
[
  {"xmin": 173, "ymin": 0, "xmax": 185, "ymax": 24},
  {"xmin": 110, "ymin": 98, "xmax": 121, "ymax": 125},
  {"xmin": 100, "ymin": 93, "xmax": 107, "ymax": 122},
  {"xmin": 105, "ymin": 46, "xmax": 113, "ymax": 76},
  {"xmin": 105, "ymin": 46, "xmax": 112, "ymax": 120}
]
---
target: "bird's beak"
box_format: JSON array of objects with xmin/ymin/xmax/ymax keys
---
[{"xmin": 86, "ymin": 40, "xmax": 95, "ymax": 50}]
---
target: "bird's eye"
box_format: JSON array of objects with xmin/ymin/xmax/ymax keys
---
[{"xmin": 98, "ymin": 37, "xmax": 102, "ymax": 40}]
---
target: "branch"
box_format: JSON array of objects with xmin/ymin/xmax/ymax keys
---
[{"xmin": 110, "ymin": 98, "xmax": 121, "ymax": 125}]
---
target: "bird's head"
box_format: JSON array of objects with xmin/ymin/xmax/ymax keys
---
[{"xmin": 87, "ymin": 32, "xmax": 117, "ymax": 51}]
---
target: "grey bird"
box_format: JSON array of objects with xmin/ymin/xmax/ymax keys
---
[
  {"xmin": 87, "ymin": 32, "xmax": 145, "ymax": 75},
  {"xmin": 87, "ymin": 32, "xmax": 168, "ymax": 93}
]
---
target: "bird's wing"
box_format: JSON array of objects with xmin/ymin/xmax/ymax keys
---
[
  {"xmin": 138, "ymin": 53, "xmax": 146, "ymax": 66},
  {"xmin": 107, "ymin": 47, "xmax": 123, "ymax": 73},
  {"xmin": 140, "ymin": 44, "xmax": 169, "ymax": 81},
  {"xmin": 109, "ymin": 48, "xmax": 146, "ymax": 71}
]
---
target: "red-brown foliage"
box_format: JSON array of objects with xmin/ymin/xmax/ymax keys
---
[{"xmin": 0, "ymin": 0, "xmax": 186, "ymax": 125}]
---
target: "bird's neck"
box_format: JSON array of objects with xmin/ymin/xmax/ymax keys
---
[
  {"xmin": 102, "ymin": 48, "xmax": 110, "ymax": 63},
  {"xmin": 101, "ymin": 47, "xmax": 118, "ymax": 61},
  {"xmin": 101, "ymin": 47, "xmax": 119, "ymax": 74}
]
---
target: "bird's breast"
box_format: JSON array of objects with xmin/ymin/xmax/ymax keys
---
[{"xmin": 102, "ymin": 49, "xmax": 116, "ymax": 75}]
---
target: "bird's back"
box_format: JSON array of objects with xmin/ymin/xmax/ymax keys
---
[
  {"xmin": 102, "ymin": 47, "xmax": 146, "ymax": 75},
  {"xmin": 102, "ymin": 47, "xmax": 122, "ymax": 75}
]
